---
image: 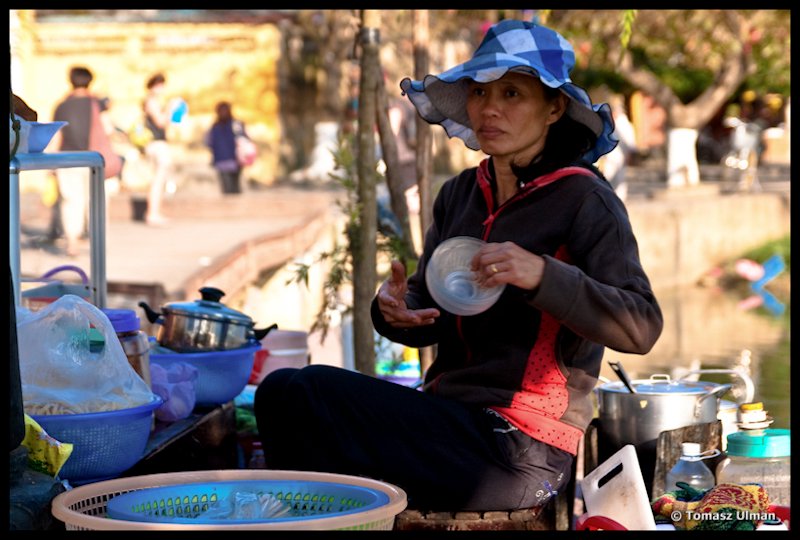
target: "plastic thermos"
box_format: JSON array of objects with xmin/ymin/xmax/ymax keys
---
[
  {"xmin": 665, "ymin": 442, "xmax": 716, "ymax": 492},
  {"xmin": 102, "ymin": 308, "xmax": 152, "ymax": 389}
]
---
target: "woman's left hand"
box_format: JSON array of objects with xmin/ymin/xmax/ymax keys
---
[{"xmin": 471, "ymin": 241, "xmax": 545, "ymax": 292}]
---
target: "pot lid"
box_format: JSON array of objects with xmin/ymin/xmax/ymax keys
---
[
  {"xmin": 601, "ymin": 375, "xmax": 721, "ymax": 395},
  {"xmin": 162, "ymin": 287, "xmax": 253, "ymax": 325}
]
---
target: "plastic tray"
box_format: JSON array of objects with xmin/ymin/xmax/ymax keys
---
[{"xmin": 51, "ymin": 469, "xmax": 407, "ymax": 530}]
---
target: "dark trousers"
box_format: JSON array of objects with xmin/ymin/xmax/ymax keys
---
[
  {"xmin": 218, "ymin": 169, "xmax": 241, "ymax": 194},
  {"xmin": 254, "ymin": 365, "xmax": 573, "ymax": 511}
]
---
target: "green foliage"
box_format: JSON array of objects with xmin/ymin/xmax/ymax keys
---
[
  {"xmin": 741, "ymin": 235, "xmax": 790, "ymax": 272},
  {"xmin": 547, "ymin": 9, "xmax": 790, "ymax": 103},
  {"xmin": 571, "ymin": 69, "xmax": 634, "ymax": 96},
  {"xmin": 629, "ymin": 46, "xmax": 717, "ymax": 103},
  {"xmin": 754, "ymin": 312, "xmax": 790, "ymax": 429},
  {"xmin": 286, "ymin": 133, "xmax": 419, "ymax": 340},
  {"xmin": 620, "ymin": 9, "xmax": 637, "ymax": 50},
  {"xmin": 617, "ymin": 9, "xmax": 637, "ymax": 64}
]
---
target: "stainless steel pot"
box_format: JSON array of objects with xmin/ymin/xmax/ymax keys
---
[
  {"xmin": 597, "ymin": 374, "xmax": 732, "ymax": 450},
  {"xmin": 139, "ymin": 287, "xmax": 277, "ymax": 352}
]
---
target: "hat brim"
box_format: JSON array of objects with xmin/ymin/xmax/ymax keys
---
[{"xmin": 401, "ymin": 63, "xmax": 618, "ymax": 163}]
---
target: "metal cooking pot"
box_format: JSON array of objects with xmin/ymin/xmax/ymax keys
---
[
  {"xmin": 597, "ymin": 374, "xmax": 732, "ymax": 450},
  {"xmin": 139, "ymin": 287, "xmax": 277, "ymax": 352}
]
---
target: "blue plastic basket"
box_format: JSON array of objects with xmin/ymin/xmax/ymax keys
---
[
  {"xmin": 31, "ymin": 396, "xmax": 162, "ymax": 485},
  {"xmin": 150, "ymin": 342, "xmax": 259, "ymax": 406},
  {"xmin": 106, "ymin": 479, "xmax": 390, "ymax": 525}
]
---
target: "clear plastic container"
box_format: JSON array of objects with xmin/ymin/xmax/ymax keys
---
[
  {"xmin": 664, "ymin": 442, "xmax": 716, "ymax": 492},
  {"xmin": 716, "ymin": 428, "xmax": 791, "ymax": 506},
  {"xmin": 425, "ymin": 236, "xmax": 505, "ymax": 316},
  {"xmin": 102, "ymin": 308, "xmax": 151, "ymax": 389}
]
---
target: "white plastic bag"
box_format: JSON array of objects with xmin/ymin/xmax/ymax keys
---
[
  {"xmin": 198, "ymin": 490, "xmax": 292, "ymax": 521},
  {"xmin": 150, "ymin": 362, "xmax": 198, "ymax": 422},
  {"xmin": 17, "ymin": 294, "xmax": 155, "ymax": 415}
]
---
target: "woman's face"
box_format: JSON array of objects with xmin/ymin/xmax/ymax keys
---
[{"xmin": 466, "ymin": 72, "xmax": 566, "ymax": 166}]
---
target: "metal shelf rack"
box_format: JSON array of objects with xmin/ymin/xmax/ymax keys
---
[{"xmin": 9, "ymin": 151, "xmax": 107, "ymax": 307}]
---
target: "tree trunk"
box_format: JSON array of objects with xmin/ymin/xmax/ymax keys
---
[
  {"xmin": 666, "ymin": 128, "xmax": 701, "ymax": 187},
  {"xmin": 353, "ymin": 10, "xmax": 381, "ymax": 376},
  {"xmin": 376, "ymin": 82, "xmax": 415, "ymax": 261},
  {"xmin": 413, "ymin": 9, "xmax": 435, "ymax": 377},
  {"xmin": 413, "ymin": 10, "xmax": 433, "ymax": 241}
]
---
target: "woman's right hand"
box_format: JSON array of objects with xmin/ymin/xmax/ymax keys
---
[{"xmin": 376, "ymin": 260, "xmax": 440, "ymax": 328}]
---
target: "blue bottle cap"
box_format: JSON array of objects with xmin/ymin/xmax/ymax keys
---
[
  {"xmin": 101, "ymin": 308, "xmax": 141, "ymax": 333},
  {"xmin": 726, "ymin": 428, "xmax": 791, "ymax": 458}
]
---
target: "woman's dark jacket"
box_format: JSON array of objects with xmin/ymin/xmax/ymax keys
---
[{"xmin": 371, "ymin": 159, "xmax": 663, "ymax": 454}]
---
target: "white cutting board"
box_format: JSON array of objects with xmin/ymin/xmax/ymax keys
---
[{"xmin": 581, "ymin": 444, "xmax": 657, "ymax": 530}]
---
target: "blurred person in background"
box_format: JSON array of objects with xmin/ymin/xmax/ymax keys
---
[
  {"xmin": 50, "ymin": 66, "xmax": 120, "ymax": 256},
  {"xmin": 206, "ymin": 101, "xmax": 247, "ymax": 194},
  {"xmin": 142, "ymin": 72, "xmax": 172, "ymax": 225}
]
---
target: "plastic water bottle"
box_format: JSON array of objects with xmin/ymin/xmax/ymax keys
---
[
  {"xmin": 665, "ymin": 442, "xmax": 716, "ymax": 492},
  {"xmin": 248, "ymin": 441, "xmax": 266, "ymax": 469}
]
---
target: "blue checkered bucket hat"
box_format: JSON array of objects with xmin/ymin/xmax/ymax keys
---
[{"xmin": 400, "ymin": 19, "xmax": 618, "ymax": 163}]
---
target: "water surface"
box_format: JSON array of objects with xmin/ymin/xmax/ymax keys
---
[{"xmin": 603, "ymin": 283, "xmax": 790, "ymax": 429}]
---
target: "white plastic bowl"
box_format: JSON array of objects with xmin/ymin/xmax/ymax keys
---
[{"xmin": 425, "ymin": 236, "xmax": 505, "ymax": 316}]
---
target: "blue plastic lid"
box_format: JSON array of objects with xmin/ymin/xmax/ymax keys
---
[
  {"xmin": 101, "ymin": 308, "xmax": 141, "ymax": 333},
  {"xmin": 726, "ymin": 428, "xmax": 791, "ymax": 458}
]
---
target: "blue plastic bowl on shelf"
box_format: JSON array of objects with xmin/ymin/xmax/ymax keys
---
[
  {"xmin": 31, "ymin": 396, "xmax": 162, "ymax": 485},
  {"xmin": 149, "ymin": 341, "xmax": 260, "ymax": 406},
  {"xmin": 106, "ymin": 479, "xmax": 390, "ymax": 525},
  {"xmin": 24, "ymin": 121, "xmax": 68, "ymax": 153}
]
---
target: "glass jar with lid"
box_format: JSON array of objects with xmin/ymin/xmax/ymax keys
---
[
  {"xmin": 715, "ymin": 428, "xmax": 790, "ymax": 507},
  {"xmin": 102, "ymin": 308, "xmax": 151, "ymax": 389}
]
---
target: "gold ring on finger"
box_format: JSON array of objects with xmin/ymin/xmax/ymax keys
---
[{"xmin": 490, "ymin": 264, "xmax": 499, "ymax": 274}]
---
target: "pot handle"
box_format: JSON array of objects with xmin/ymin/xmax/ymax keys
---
[
  {"xmin": 138, "ymin": 301, "xmax": 163, "ymax": 325},
  {"xmin": 679, "ymin": 368, "xmax": 755, "ymax": 404},
  {"xmin": 694, "ymin": 383, "xmax": 733, "ymax": 418},
  {"xmin": 253, "ymin": 323, "xmax": 278, "ymax": 341},
  {"xmin": 39, "ymin": 264, "xmax": 90, "ymax": 285},
  {"xmin": 698, "ymin": 383, "xmax": 733, "ymax": 403}
]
